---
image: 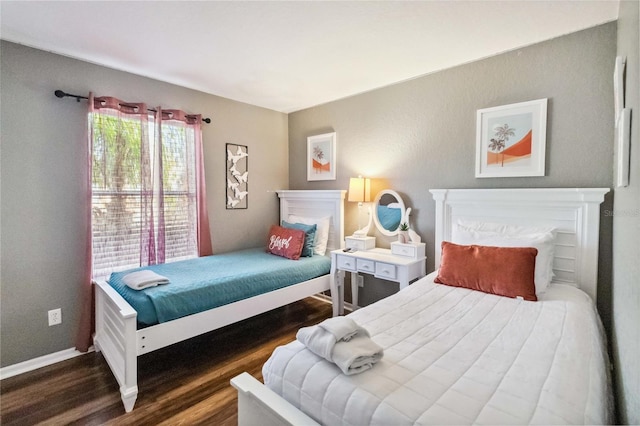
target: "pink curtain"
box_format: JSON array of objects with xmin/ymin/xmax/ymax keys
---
[
  {"xmin": 75, "ymin": 99, "xmax": 212, "ymax": 352},
  {"xmin": 160, "ymin": 109, "xmax": 212, "ymax": 257},
  {"xmin": 75, "ymin": 93, "xmax": 96, "ymax": 352}
]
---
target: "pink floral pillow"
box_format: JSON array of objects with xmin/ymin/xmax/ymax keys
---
[{"xmin": 266, "ymin": 225, "xmax": 306, "ymax": 260}]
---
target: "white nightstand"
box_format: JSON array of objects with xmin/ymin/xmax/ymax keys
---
[{"xmin": 330, "ymin": 242, "xmax": 426, "ymax": 313}]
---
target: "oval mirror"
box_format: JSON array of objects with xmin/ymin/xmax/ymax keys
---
[{"xmin": 373, "ymin": 189, "xmax": 406, "ymax": 236}]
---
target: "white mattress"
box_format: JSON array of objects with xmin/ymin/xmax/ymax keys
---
[{"xmin": 263, "ymin": 272, "xmax": 613, "ymax": 425}]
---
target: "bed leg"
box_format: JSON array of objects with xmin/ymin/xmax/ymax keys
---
[{"xmin": 121, "ymin": 385, "xmax": 138, "ymax": 413}]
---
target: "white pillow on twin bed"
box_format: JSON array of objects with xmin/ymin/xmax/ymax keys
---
[
  {"xmin": 452, "ymin": 221, "xmax": 557, "ymax": 295},
  {"xmin": 288, "ymin": 215, "xmax": 331, "ymax": 256}
]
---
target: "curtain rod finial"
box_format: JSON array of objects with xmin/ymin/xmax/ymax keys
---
[{"xmin": 54, "ymin": 90, "xmax": 66, "ymax": 98}]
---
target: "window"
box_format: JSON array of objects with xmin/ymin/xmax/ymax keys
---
[{"xmin": 90, "ymin": 109, "xmax": 198, "ymax": 280}]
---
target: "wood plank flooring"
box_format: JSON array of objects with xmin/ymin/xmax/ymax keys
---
[{"xmin": 1, "ymin": 297, "xmax": 333, "ymax": 425}]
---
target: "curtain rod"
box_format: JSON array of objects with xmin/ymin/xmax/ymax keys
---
[{"xmin": 54, "ymin": 90, "xmax": 211, "ymax": 123}]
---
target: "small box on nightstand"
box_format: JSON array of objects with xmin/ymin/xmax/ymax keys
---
[
  {"xmin": 345, "ymin": 236, "xmax": 376, "ymax": 251},
  {"xmin": 391, "ymin": 241, "xmax": 426, "ymax": 259}
]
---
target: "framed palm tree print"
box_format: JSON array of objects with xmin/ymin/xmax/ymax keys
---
[
  {"xmin": 307, "ymin": 132, "xmax": 336, "ymax": 181},
  {"xmin": 475, "ymin": 99, "xmax": 547, "ymax": 178}
]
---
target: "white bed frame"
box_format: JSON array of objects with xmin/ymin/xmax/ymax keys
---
[
  {"xmin": 93, "ymin": 189, "xmax": 345, "ymax": 413},
  {"xmin": 231, "ymin": 187, "xmax": 609, "ymax": 426}
]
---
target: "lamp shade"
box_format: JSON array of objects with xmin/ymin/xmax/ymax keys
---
[{"xmin": 348, "ymin": 177, "xmax": 371, "ymax": 203}]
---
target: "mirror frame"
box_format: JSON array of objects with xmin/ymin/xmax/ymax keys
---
[{"xmin": 372, "ymin": 189, "xmax": 406, "ymax": 236}]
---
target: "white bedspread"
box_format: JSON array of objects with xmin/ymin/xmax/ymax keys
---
[{"xmin": 263, "ymin": 272, "xmax": 613, "ymax": 425}]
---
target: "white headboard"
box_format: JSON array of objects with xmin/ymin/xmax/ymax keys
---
[
  {"xmin": 276, "ymin": 190, "xmax": 346, "ymax": 254},
  {"xmin": 430, "ymin": 188, "xmax": 609, "ymax": 302}
]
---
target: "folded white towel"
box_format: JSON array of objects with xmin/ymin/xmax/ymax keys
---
[
  {"xmin": 297, "ymin": 317, "xmax": 369, "ymax": 359},
  {"xmin": 122, "ymin": 270, "xmax": 170, "ymax": 290},
  {"xmin": 296, "ymin": 324, "xmax": 336, "ymax": 360},
  {"xmin": 318, "ymin": 316, "xmax": 369, "ymax": 342},
  {"xmin": 296, "ymin": 317, "xmax": 383, "ymax": 375},
  {"xmin": 332, "ymin": 335, "xmax": 384, "ymax": 376}
]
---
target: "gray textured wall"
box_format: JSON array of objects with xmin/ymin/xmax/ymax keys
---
[
  {"xmin": 289, "ymin": 24, "xmax": 617, "ymax": 317},
  {"xmin": 2, "ymin": 23, "xmax": 635, "ymax": 420},
  {"xmin": 611, "ymin": 1, "xmax": 640, "ymax": 423},
  {"xmin": 0, "ymin": 41, "xmax": 288, "ymax": 366}
]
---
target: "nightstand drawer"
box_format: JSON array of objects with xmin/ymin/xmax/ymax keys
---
[
  {"xmin": 375, "ymin": 262, "xmax": 397, "ymax": 280},
  {"xmin": 390, "ymin": 242, "xmax": 426, "ymax": 259},
  {"xmin": 357, "ymin": 258, "xmax": 375, "ymax": 274},
  {"xmin": 336, "ymin": 255, "xmax": 357, "ymax": 272}
]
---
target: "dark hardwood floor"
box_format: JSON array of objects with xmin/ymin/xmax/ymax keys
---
[{"xmin": 1, "ymin": 297, "xmax": 333, "ymax": 425}]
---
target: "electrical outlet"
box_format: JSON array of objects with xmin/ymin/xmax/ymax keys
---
[{"xmin": 48, "ymin": 308, "xmax": 62, "ymax": 326}]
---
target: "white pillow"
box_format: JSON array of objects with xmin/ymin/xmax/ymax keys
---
[
  {"xmin": 288, "ymin": 215, "xmax": 331, "ymax": 256},
  {"xmin": 452, "ymin": 222, "xmax": 557, "ymax": 295}
]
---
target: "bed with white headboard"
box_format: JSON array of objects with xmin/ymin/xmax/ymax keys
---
[
  {"xmin": 232, "ymin": 187, "xmax": 613, "ymax": 426},
  {"xmin": 431, "ymin": 188, "xmax": 609, "ymax": 302},
  {"xmin": 93, "ymin": 190, "xmax": 345, "ymax": 413}
]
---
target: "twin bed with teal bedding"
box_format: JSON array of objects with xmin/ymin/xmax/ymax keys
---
[
  {"xmin": 93, "ymin": 189, "xmax": 346, "ymax": 413},
  {"xmin": 109, "ymin": 247, "xmax": 331, "ymax": 326}
]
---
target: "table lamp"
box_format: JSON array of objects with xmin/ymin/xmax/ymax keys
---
[{"xmin": 348, "ymin": 176, "xmax": 372, "ymax": 237}]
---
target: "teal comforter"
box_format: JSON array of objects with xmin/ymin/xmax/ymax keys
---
[{"xmin": 108, "ymin": 248, "xmax": 331, "ymax": 326}]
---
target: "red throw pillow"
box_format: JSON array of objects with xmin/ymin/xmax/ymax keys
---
[
  {"xmin": 266, "ymin": 225, "xmax": 306, "ymax": 260},
  {"xmin": 435, "ymin": 241, "xmax": 538, "ymax": 301}
]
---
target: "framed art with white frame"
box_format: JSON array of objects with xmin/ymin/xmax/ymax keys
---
[
  {"xmin": 475, "ymin": 98, "xmax": 547, "ymax": 178},
  {"xmin": 307, "ymin": 132, "xmax": 336, "ymax": 181}
]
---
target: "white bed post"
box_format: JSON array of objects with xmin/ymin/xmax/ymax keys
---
[
  {"xmin": 121, "ymin": 319, "xmax": 138, "ymax": 413},
  {"xmin": 93, "ymin": 280, "xmax": 139, "ymax": 412},
  {"xmin": 430, "ymin": 189, "xmax": 449, "ymax": 271},
  {"xmin": 575, "ymin": 189, "xmax": 610, "ymax": 304}
]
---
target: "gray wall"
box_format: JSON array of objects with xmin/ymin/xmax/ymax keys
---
[
  {"xmin": 0, "ymin": 41, "xmax": 288, "ymax": 366},
  {"xmin": 3, "ymin": 20, "xmax": 637, "ymax": 420},
  {"xmin": 611, "ymin": 1, "xmax": 640, "ymax": 424},
  {"xmin": 289, "ymin": 23, "xmax": 617, "ymax": 310}
]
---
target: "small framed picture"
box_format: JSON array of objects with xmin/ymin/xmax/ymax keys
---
[
  {"xmin": 226, "ymin": 143, "xmax": 248, "ymax": 209},
  {"xmin": 307, "ymin": 132, "xmax": 336, "ymax": 181},
  {"xmin": 475, "ymin": 98, "xmax": 547, "ymax": 178}
]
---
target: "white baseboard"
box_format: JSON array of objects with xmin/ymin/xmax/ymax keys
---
[{"xmin": 0, "ymin": 346, "xmax": 94, "ymax": 380}]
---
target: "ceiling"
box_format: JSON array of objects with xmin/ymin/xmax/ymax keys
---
[{"xmin": 1, "ymin": 1, "xmax": 619, "ymax": 113}]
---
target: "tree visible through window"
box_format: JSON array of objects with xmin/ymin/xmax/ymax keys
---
[{"xmin": 90, "ymin": 109, "xmax": 198, "ymax": 280}]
